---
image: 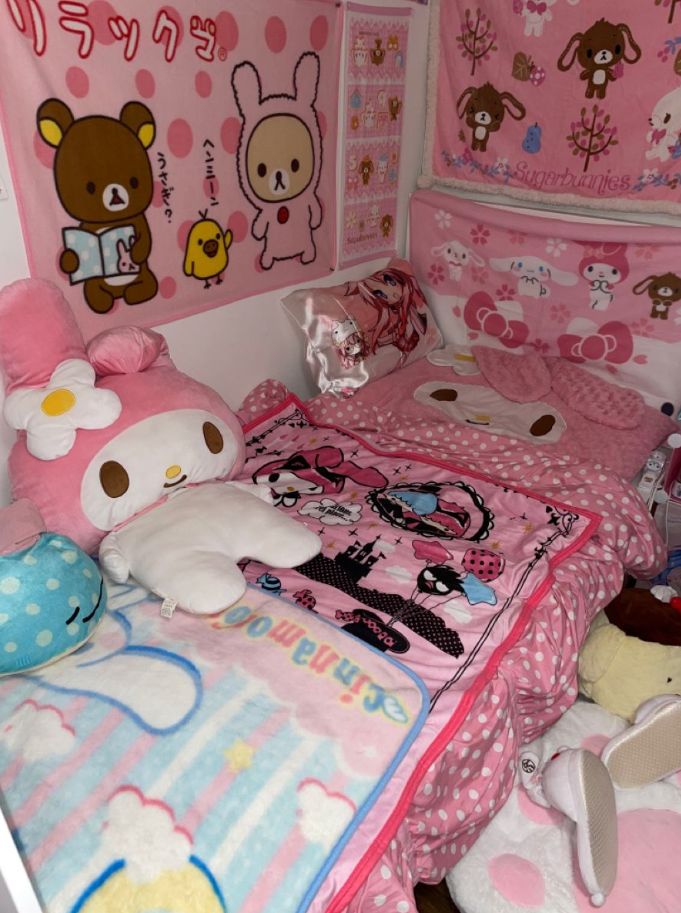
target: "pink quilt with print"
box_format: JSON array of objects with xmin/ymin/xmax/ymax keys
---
[
  {"xmin": 424, "ymin": 0, "xmax": 681, "ymax": 213},
  {"xmin": 409, "ymin": 190, "xmax": 681, "ymax": 416},
  {"xmin": 238, "ymin": 381, "xmax": 666, "ymax": 913}
]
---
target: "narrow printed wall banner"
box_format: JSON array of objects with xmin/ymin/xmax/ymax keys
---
[{"xmin": 340, "ymin": 3, "xmax": 411, "ymax": 266}]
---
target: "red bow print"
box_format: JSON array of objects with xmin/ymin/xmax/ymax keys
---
[
  {"xmin": 526, "ymin": 0, "xmax": 547, "ymax": 13},
  {"xmin": 557, "ymin": 321, "xmax": 634, "ymax": 365},
  {"xmin": 463, "ymin": 292, "xmax": 529, "ymax": 349}
]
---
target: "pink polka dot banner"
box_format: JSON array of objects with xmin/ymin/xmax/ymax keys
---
[
  {"xmin": 0, "ymin": 0, "xmax": 341, "ymax": 338},
  {"xmin": 340, "ymin": 3, "xmax": 411, "ymax": 266}
]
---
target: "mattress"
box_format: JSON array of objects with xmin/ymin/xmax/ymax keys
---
[{"xmin": 0, "ymin": 385, "xmax": 665, "ymax": 913}]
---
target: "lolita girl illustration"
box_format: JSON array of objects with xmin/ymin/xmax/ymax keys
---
[
  {"xmin": 348, "ymin": 265, "xmax": 430, "ymax": 357},
  {"xmin": 578, "ymin": 243, "xmax": 629, "ymax": 311}
]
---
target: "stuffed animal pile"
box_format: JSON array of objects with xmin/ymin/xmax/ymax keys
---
[
  {"xmin": 579, "ymin": 586, "xmax": 681, "ymax": 720},
  {"xmin": 0, "ymin": 279, "xmax": 321, "ymax": 616}
]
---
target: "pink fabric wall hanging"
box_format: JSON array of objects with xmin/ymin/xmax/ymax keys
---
[
  {"xmin": 409, "ymin": 189, "xmax": 681, "ymax": 413},
  {"xmin": 340, "ymin": 3, "xmax": 411, "ymax": 266},
  {"xmin": 0, "ymin": 0, "xmax": 341, "ymax": 338},
  {"xmin": 422, "ymin": 0, "xmax": 681, "ymax": 214}
]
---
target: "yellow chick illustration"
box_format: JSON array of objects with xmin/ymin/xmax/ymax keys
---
[{"xmin": 183, "ymin": 212, "xmax": 233, "ymax": 289}]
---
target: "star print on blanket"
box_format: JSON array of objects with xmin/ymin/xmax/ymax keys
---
[{"xmin": 242, "ymin": 397, "xmax": 599, "ymax": 707}]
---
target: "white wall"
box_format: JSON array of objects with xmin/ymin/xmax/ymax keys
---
[{"xmin": 0, "ymin": 0, "xmax": 430, "ymax": 508}]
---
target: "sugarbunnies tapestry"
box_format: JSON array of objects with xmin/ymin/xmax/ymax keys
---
[
  {"xmin": 423, "ymin": 0, "xmax": 681, "ymax": 213},
  {"xmin": 0, "ymin": 1, "xmax": 341, "ymax": 337}
]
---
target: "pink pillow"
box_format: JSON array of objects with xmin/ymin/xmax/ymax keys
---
[
  {"xmin": 549, "ymin": 358, "xmax": 644, "ymax": 430},
  {"xmin": 0, "ymin": 499, "xmax": 44, "ymax": 555},
  {"xmin": 473, "ymin": 345, "xmax": 551, "ymax": 403},
  {"xmin": 282, "ymin": 258, "xmax": 442, "ymax": 396}
]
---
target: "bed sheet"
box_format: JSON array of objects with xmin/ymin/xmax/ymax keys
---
[{"xmin": 238, "ymin": 376, "xmax": 666, "ymax": 913}]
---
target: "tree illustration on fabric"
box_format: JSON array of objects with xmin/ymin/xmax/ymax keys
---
[
  {"xmin": 656, "ymin": 0, "xmax": 681, "ymax": 25},
  {"xmin": 566, "ymin": 105, "xmax": 618, "ymax": 173},
  {"xmin": 457, "ymin": 8, "xmax": 498, "ymax": 77}
]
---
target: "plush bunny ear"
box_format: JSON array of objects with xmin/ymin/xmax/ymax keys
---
[
  {"xmin": 87, "ymin": 326, "xmax": 172, "ymax": 377},
  {"xmin": 0, "ymin": 279, "xmax": 86, "ymax": 393}
]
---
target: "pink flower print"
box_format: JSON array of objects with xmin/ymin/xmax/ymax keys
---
[
  {"xmin": 508, "ymin": 230, "xmax": 526, "ymax": 245},
  {"xmin": 630, "ymin": 318, "xmax": 655, "ymax": 337},
  {"xmin": 471, "ymin": 265, "xmax": 489, "ymax": 284},
  {"xmin": 470, "ymin": 224, "xmax": 490, "ymax": 246},
  {"xmin": 434, "ymin": 209, "xmax": 452, "ymax": 230},
  {"xmin": 549, "ymin": 302, "xmax": 570, "ymax": 322},
  {"xmin": 428, "ymin": 262, "xmax": 445, "ymax": 286},
  {"xmin": 546, "ymin": 238, "xmax": 567, "ymax": 258},
  {"xmin": 634, "ymin": 244, "xmax": 661, "ymax": 260},
  {"xmin": 495, "ymin": 283, "xmax": 516, "ymax": 300},
  {"xmin": 530, "ymin": 338, "xmax": 550, "ymax": 354}
]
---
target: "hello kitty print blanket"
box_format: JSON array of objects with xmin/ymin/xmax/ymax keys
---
[{"xmin": 423, "ymin": 0, "xmax": 681, "ymax": 213}]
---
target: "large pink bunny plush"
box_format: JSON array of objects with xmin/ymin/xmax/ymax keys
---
[
  {"xmin": 231, "ymin": 52, "xmax": 323, "ymax": 270},
  {"xmin": 0, "ymin": 279, "xmax": 320, "ymax": 615}
]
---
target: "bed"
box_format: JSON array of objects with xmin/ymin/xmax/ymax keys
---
[{"xmin": 0, "ymin": 362, "xmax": 667, "ymax": 913}]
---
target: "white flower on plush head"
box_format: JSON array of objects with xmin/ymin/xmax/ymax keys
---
[
  {"xmin": 0, "ymin": 279, "xmax": 321, "ymax": 615},
  {"xmin": 4, "ymin": 359, "xmax": 121, "ymax": 460}
]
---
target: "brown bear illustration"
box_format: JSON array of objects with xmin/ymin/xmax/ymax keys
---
[
  {"xmin": 37, "ymin": 98, "xmax": 158, "ymax": 314},
  {"xmin": 456, "ymin": 83, "xmax": 526, "ymax": 153},
  {"xmin": 381, "ymin": 214, "xmax": 393, "ymax": 238},
  {"xmin": 388, "ymin": 96, "xmax": 402, "ymax": 121},
  {"xmin": 359, "ymin": 156, "xmax": 375, "ymax": 185},
  {"xmin": 370, "ymin": 38, "xmax": 386, "ymax": 66},
  {"xmin": 633, "ymin": 272, "xmax": 681, "ymax": 320},
  {"xmin": 557, "ymin": 20, "xmax": 641, "ymax": 100}
]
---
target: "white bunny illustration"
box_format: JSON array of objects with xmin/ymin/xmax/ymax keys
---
[
  {"xmin": 116, "ymin": 234, "xmax": 139, "ymax": 274},
  {"xmin": 431, "ymin": 239, "xmax": 485, "ymax": 281},
  {"xmin": 521, "ymin": 0, "xmax": 557, "ymax": 38},
  {"xmin": 489, "ymin": 255, "xmax": 578, "ymax": 299}
]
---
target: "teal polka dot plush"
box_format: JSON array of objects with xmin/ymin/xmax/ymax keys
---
[{"xmin": 0, "ymin": 534, "xmax": 105, "ymax": 676}]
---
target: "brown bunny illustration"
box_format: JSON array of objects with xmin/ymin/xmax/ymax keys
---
[
  {"xmin": 557, "ymin": 19, "xmax": 641, "ymax": 100},
  {"xmin": 633, "ymin": 272, "xmax": 681, "ymax": 320},
  {"xmin": 456, "ymin": 83, "xmax": 526, "ymax": 153}
]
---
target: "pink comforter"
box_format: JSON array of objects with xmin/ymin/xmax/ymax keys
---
[{"xmin": 238, "ymin": 375, "xmax": 666, "ymax": 913}]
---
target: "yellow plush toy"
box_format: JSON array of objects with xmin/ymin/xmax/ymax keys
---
[{"xmin": 578, "ymin": 588, "xmax": 681, "ymax": 721}]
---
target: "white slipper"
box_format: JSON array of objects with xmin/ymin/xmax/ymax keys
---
[
  {"xmin": 541, "ymin": 749, "xmax": 618, "ymax": 907},
  {"xmin": 601, "ymin": 694, "xmax": 681, "ymax": 789}
]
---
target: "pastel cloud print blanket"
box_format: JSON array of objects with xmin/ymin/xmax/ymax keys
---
[
  {"xmin": 0, "ymin": 582, "xmax": 427, "ymax": 913},
  {"xmin": 423, "ymin": 0, "xmax": 681, "ymax": 213}
]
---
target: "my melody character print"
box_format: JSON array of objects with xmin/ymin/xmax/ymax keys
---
[{"xmin": 231, "ymin": 52, "xmax": 324, "ymax": 270}]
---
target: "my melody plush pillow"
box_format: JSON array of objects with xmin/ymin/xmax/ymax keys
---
[{"xmin": 282, "ymin": 258, "xmax": 442, "ymax": 396}]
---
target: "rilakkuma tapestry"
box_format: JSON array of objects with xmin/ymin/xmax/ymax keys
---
[
  {"xmin": 422, "ymin": 0, "xmax": 681, "ymax": 214},
  {"xmin": 0, "ymin": 0, "xmax": 341, "ymax": 338},
  {"xmin": 409, "ymin": 189, "xmax": 681, "ymax": 413},
  {"xmin": 340, "ymin": 3, "xmax": 411, "ymax": 265}
]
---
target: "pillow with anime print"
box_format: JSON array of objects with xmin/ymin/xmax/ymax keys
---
[{"xmin": 282, "ymin": 258, "xmax": 443, "ymax": 396}]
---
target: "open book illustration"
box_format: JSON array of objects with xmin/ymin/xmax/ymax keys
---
[{"xmin": 62, "ymin": 224, "xmax": 139, "ymax": 284}]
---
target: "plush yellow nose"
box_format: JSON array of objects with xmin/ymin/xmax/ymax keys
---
[
  {"xmin": 165, "ymin": 464, "xmax": 182, "ymax": 480},
  {"xmin": 41, "ymin": 389, "xmax": 76, "ymax": 416}
]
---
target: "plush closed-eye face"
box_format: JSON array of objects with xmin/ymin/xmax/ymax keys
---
[
  {"xmin": 246, "ymin": 114, "xmax": 314, "ymax": 202},
  {"xmin": 415, "ymin": 381, "xmax": 566, "ymax": 444},
  {"xmin": 81, "ymin": 409, "xmax": 239, "ymax": 531}
]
